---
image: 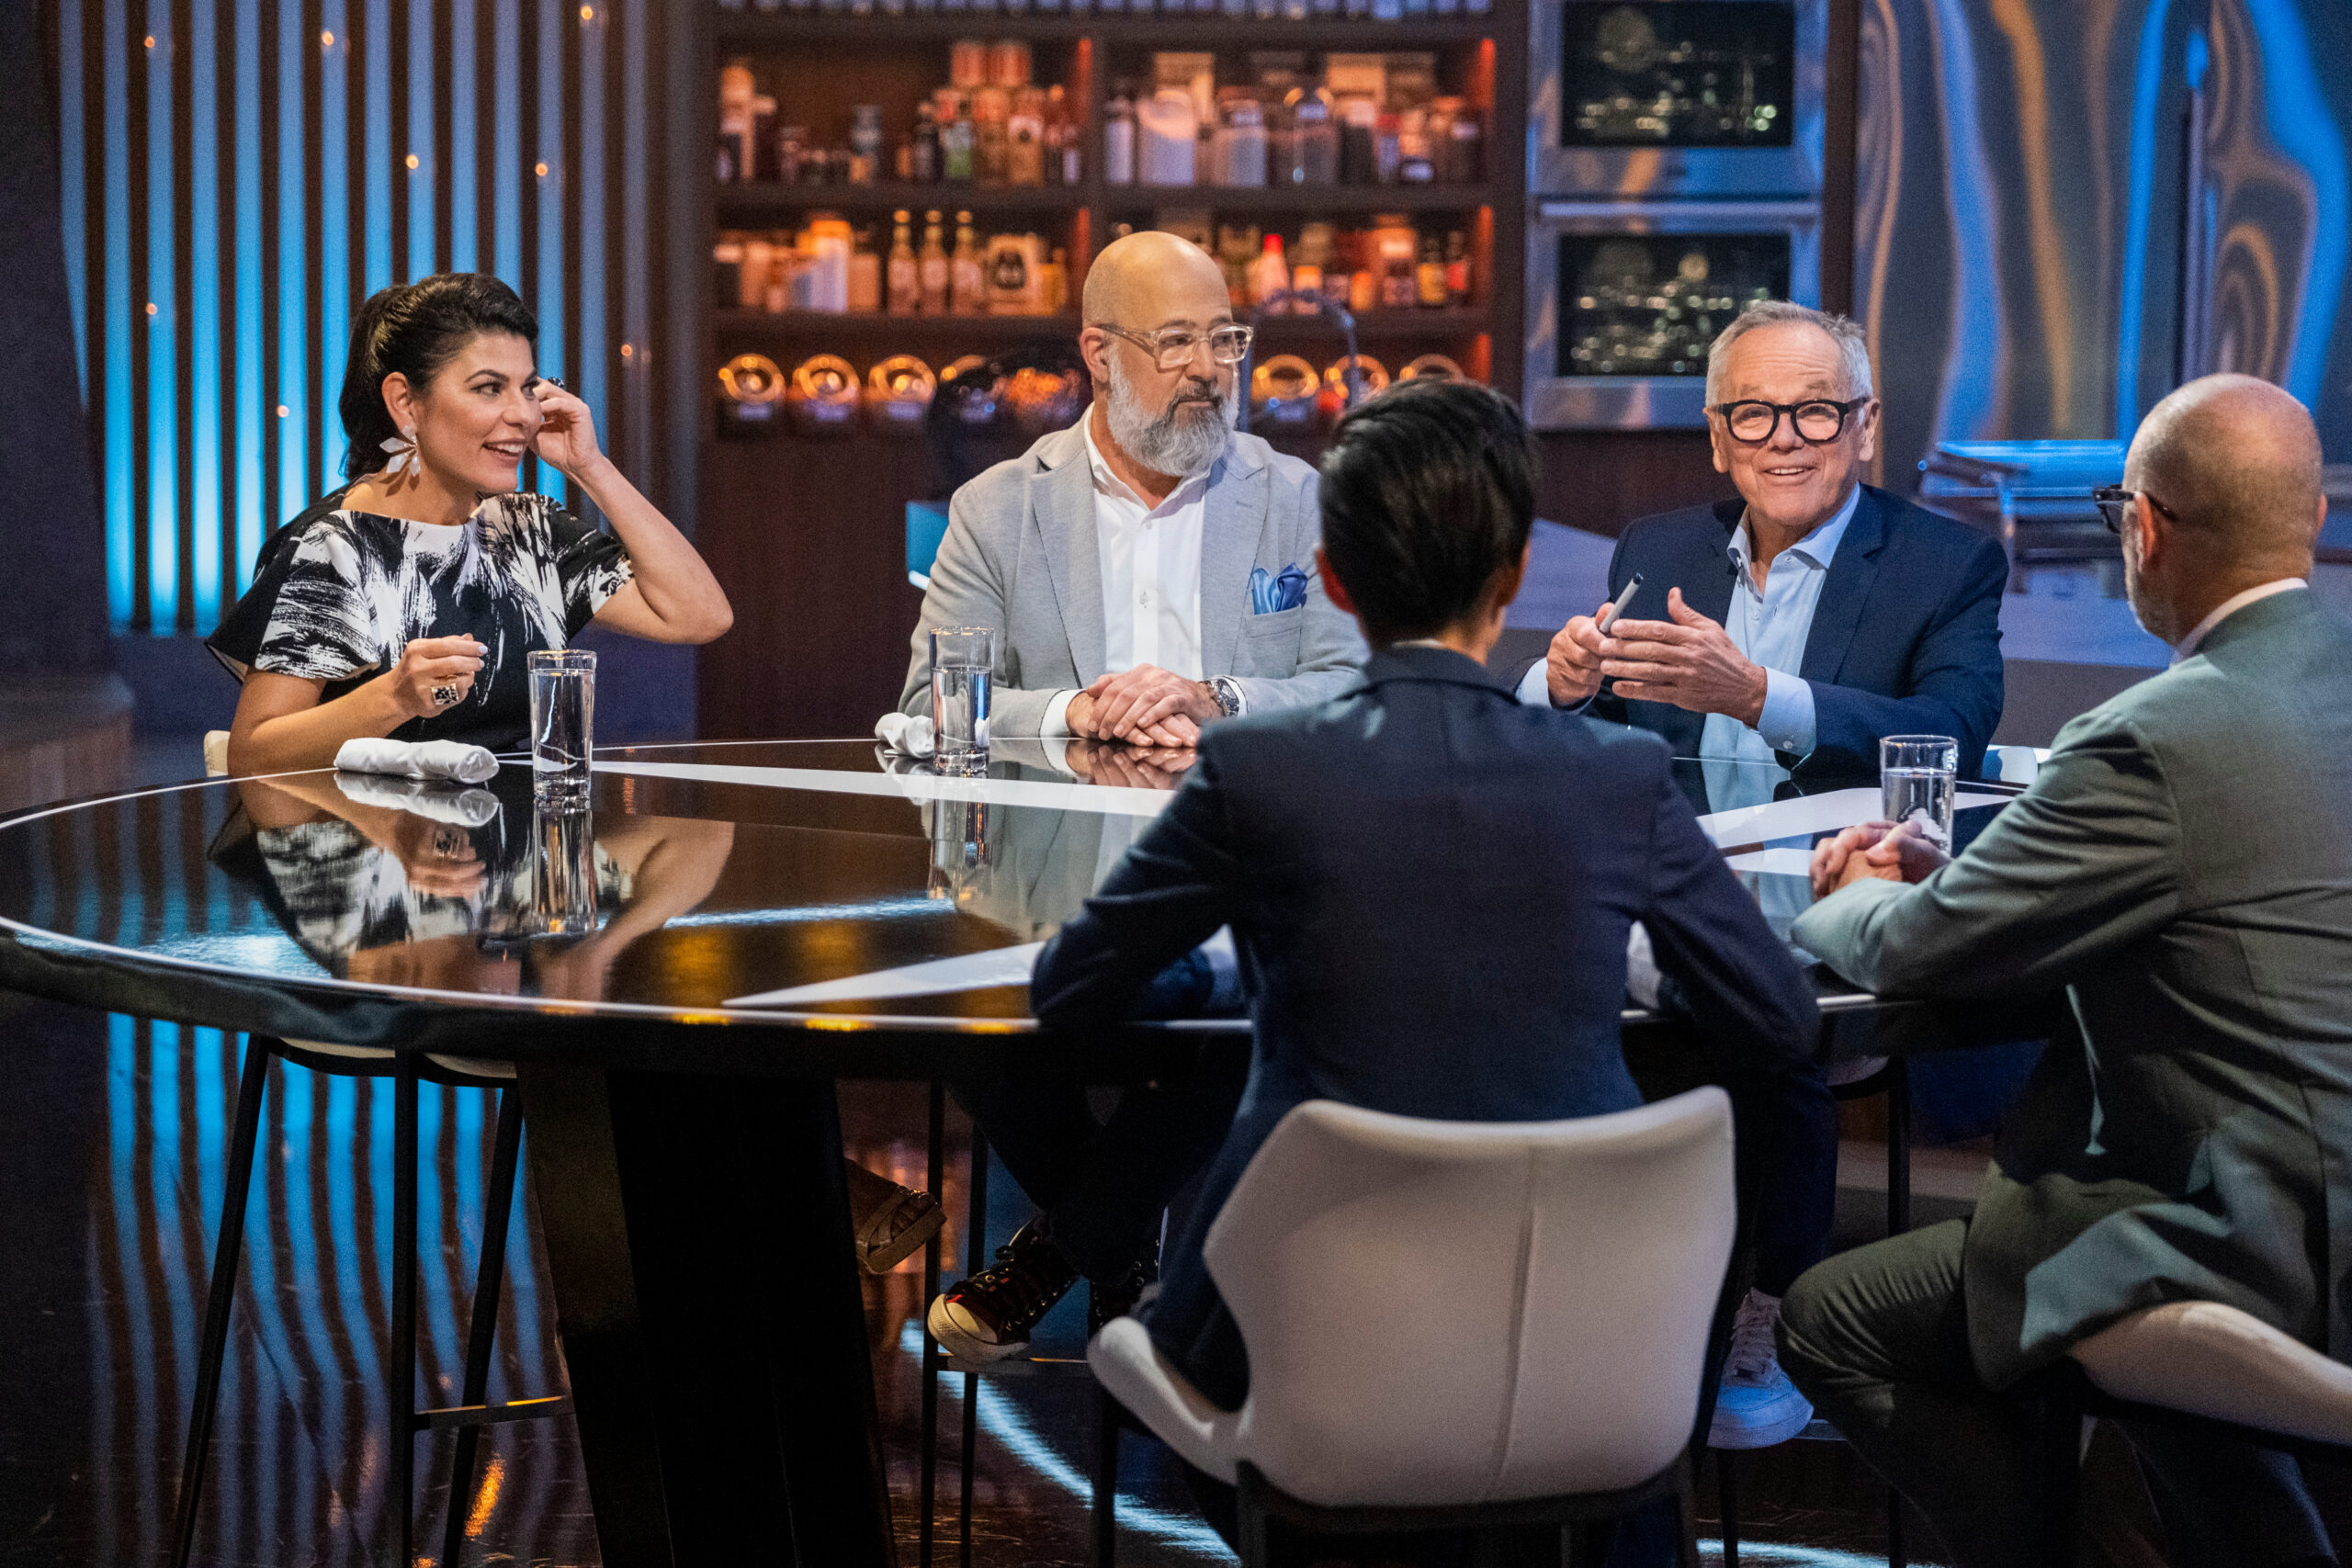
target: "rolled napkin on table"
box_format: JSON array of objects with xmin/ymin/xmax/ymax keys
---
[
  {"xmin": 875, "ymin": 712, "xmax": 935, "ymax": 759},
  {"xmin": 334, "ymin": 737, "xmax": 501, "ymax": 784}
]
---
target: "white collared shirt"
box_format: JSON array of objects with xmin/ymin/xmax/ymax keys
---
[
  {"xmin": 1517, "ymin": 484, "xmax": 1860, "ymax": 761},
  {"xmin": 1039, "ymin": 412, "xmax": 1214, "ymax": 738},
  {"xmin": 2173, "ymin": 578, "xmax": 2308, "ymax": 660}
]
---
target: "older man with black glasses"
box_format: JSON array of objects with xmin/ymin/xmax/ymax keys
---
[{"xmin": 1509, "ymin": 299, "xmax": 2009, "ymax": 1451}]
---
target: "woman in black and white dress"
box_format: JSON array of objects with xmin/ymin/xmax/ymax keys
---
[{"xmin": 209, "ymin": 272, "xmax": 732, "ymax": 770}]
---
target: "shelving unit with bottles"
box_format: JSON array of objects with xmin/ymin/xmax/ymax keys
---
[{"xmin": 694, "ymin": 0, "xmax": 1527, "ymax": 738}]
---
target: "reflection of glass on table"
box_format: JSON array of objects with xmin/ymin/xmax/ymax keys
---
[{"xmin": 529, "ymin": 802, "xmax": 600, "ymax": 936}]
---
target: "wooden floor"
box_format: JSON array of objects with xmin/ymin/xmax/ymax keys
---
[{"xmin": 0, "ymin": 995, "xmax": 2341, "ymax": 1568}]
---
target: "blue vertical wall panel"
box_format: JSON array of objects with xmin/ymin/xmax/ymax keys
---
[{"xmin": 58, "ymin": 0, "xmax": 650, "ymax": 635}]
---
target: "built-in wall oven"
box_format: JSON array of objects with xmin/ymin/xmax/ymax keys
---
[{"xmin": 1525, "ymin": 1, "xmax": 1825, "ymax": 428}]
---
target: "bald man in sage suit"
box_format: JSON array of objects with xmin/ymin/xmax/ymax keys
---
[{"xmin": 1781, "ymin": 375, "xmax": 2352, "ymax": 1568}]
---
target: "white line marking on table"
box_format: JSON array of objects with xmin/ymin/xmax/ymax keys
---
[
  {"xmin": 726, "ymin": 942, "xmax": 1045, "ymax": 1008},
  {"xmin": 1697, "ymin": 786, "xmax": 2007, "ymax": 849},
  {"xmin": 599, "ymin": 761, "xmax": 1174, "ymax": 818}
]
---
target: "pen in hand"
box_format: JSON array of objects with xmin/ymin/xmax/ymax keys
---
[{"xmin": 1597, "ymin": 572, "xmax": 1646, "ymax": 637}]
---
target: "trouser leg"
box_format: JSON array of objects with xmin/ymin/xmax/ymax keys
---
[
  {"xmin": 2119, "ymin": 1419, "xmax": 2335, "ymax": 1567},
  {"xmin": 1722, "ymin": 1060, "xmax": 1838, "ymax": 1296},
  {"xmin": 952, "ymin": 1041, "xmax": 1250, "ymax": 1282},
  {"xmin": 1777, "ymin": 1218, "xmax": 2041, "ymax": 1568}
]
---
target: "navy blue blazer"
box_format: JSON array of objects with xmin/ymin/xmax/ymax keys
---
[
  {"xmin": 1032, "ymin": 645, "xmax": 1820, "ymax": 1409},
  {"xmin": 1521, "ymin": 486, "xmax": 2007, "ymax": 779}
]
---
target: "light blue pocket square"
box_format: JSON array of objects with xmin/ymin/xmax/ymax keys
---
[{"xmin": 1250, "ymin": 563, "xmax": 1309, "ymax": 615}]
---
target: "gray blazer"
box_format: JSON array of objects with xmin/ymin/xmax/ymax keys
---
[
  {"xmin": 899, "ymin": 419, "xmax": 1367, "ymax": 737},
  {"xmin": 1792, "ymin": 588, "xmax": 2352, "ymax": 1389}
]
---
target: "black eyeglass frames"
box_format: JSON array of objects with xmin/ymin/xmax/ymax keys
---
[
  {"xmin": 1707, "ymin": 396, "xmax": 1874, "ymax": 446},
  {"xmin": 2091, "ymin": 485, "xmax": 2178, "ymax": 533}
]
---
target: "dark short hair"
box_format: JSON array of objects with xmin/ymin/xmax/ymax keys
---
[
  {"xmin": 1317, "ymin": 378, "xmax": 1537, "ymax": 645},
  {"xmin": 338, "ymin": 273, "xmax": 538, "ymax": 479}
]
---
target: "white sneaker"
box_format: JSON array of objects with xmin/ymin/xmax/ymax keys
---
[{"xmin": 1709, "ymin": 1289, "xmax": 1814, "ymax": 1450}]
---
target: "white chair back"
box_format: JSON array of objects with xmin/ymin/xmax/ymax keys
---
[{"xmin": 1205, "ymin": 1087, "xmax": 1736, "ymax": 1510}]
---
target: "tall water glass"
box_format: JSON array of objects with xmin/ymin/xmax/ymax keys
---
[
  {"xmin": 930, "ymin": 626, "xmax": 994, "ymax": 773},
  {"xmin": 528, "ymin": 649, "xmax": 596, "ymax": 804},
  {"xmin": 1880, "ymin": 734, "xmax": 1960, "ymax": 850}
]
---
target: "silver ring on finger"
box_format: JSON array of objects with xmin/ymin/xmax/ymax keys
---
[{"xmin": 431, "ymin": 682, "xmax": 463, "ymax": 708}]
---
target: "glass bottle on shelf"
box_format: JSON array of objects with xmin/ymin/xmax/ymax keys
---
[
  {"xmin": 1046, "ymin": 85, "xmax": 1081, "ymax": 186},
  {"xmin": 849, "ymin": 106, "xmax": 885, "ymax": 186},
  {"xmin": 1008, "ymin": 88, "xmax": 1046, "ymax": 186},
  {"xmin": 1416, "ymin": 233, "xmax": 1448, "ymax": 308},
  {"xmin": 950, "ymin": 211, "xmax": 988, "ymax": 316},
  {"xmin": 1284, "ymin": 87, "xmax": 1340, "ymax": 186},
  {"xmin": 888, "ymin": 210, "xmax": 922, "ymax": 316},
  {"xmin": 1104, "ymin": 85, "xmax": 1136, "ymax": 186},
  {"xmin": 1213, "ymin": 96, "xmax": 1269, "ymax": 188},
  {"xmin": 1250, "ymin": 232, "xmax": 1291, "ymax": 311},
  {"xmin": 910, "ymin": 101, "xmax": 941, "ymax": 183},
  {"xmin": 920, "ymin": 211, "xmax": 951, "ymax": 315},
  {"xmin": 1444, "ymin": 230, "xmax": 1471, "ymax": 307},
  {"xmin": 848, "ymin": 226, "xmax": 883, "ymax": 313},
  {"xmin": 941, "ymin": 94, "xmax": 977, "ymax": 184},
  {"xmin": 974, "ymin": 87, "xmax": 1012, "ymax": 186}
]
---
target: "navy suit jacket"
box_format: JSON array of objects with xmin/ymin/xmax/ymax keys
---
[
  {"xmin": 1031, "ymin": 645, "xmax": 1820, "ymax": 1409},
  {"xmin": 1521, "ymin": 486, "xmax": 2007, "ymax": 779}
]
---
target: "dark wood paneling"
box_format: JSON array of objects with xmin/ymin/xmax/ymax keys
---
[
  {"xmin": 695, "ymin": 431, "xmax": 1028, "ymax": 739},
  {"xmin": 1532, "ymin": 429, "xmax": 1734, "ymax": 538}
]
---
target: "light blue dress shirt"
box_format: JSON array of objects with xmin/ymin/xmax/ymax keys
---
[{"xmin": 1520, "ymin": 485, "xmax": 1860, "ymax": 762}]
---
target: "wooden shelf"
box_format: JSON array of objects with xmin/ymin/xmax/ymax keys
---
[
  {"xmin": 1098, "ymin": 183, "xmax": 1492, "ymax": 214},
  {"xmin": 716, "ymin": 12, "xmax": 1498, "ymax": 46},
  {"xmin": 718, "ymin": 183, "xmax": 1087, "ymax": 219},
  {"xmin": 1252, "ymin": 307, "xmax": 1489, "ymax": 338},
  {"xmin": 716, "ymin": 308, "xmax": 1081, "ymax": 341}
]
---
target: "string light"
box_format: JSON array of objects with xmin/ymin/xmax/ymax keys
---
[
  {"xmin": 321, "ymin": 29, "xmax": 334, "ymax": 46},
  {"xmin": 405, "ymin": 153, "xmax": 420, "ymax": 169},
  {"xmin": 535, "ymin": 161, "xmax": 548, "ymax": 177}
]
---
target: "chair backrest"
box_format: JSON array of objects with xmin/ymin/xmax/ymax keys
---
[
  {"xmin": 203, "ymin": 729, "xmax": 230, "ymax": 777},
  {"xmin": 1207, "ymin": 1087, "xmax": 1736, "ymax": 1510}
]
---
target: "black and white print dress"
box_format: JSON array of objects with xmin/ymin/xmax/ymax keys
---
[{"xmin": 207, "ymin": 488, "xmax": 633, "ymax": 750}]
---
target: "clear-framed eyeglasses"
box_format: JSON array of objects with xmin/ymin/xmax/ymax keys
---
[
  {"xmin": 1709, "ymin": 396, "xmax": 1873, "ymax": 446},
  {"xmin": 1093, "ymin": 321, "xmax": 1255, "ymax": 372}
]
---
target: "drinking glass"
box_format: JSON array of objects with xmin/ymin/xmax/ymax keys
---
[
  {"xmin": 930, "ymin": 626, "xmax": 994, "ymax": 773},
  {"xmin": 528, "ymin": 649, "xmax": 596, "ymax": 804},
  {"xmin": 1880, "ymin": 734, "xmax": 1960, "ymax": 850}
]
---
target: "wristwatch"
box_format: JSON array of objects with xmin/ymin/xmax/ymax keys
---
[{"xmin": 1205, "ymin": 675, "xmax": 1245, "ymax": 719}]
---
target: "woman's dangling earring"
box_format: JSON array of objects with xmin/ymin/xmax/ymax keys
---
[{"xmin": 380, "ymin": 426, "xmax": 421, "ymax": 486}]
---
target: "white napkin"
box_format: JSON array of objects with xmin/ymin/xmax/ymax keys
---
[
  {"xmin": 875, "ymin": 712, "xmax": 935, "ymax": 759},
  {"xmin": 334, "ymin": 737, "xmax": 501, "ymax": 784},
  {"xmin": 333, "ymin": 773, "xmax": 502, "ymax": 827}
]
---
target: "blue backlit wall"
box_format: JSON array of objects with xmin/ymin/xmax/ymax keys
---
[{"xmin": 52, "ymin": 0, "xmax": 666, "ymax": 636}]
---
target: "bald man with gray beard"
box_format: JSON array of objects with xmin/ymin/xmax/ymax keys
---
[{"xmin": 1781, "ymin": 374, "xmax": 2350, "ymax": 1568}]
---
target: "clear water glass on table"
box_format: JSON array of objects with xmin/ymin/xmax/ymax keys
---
[
  {"xmin": 930, "ymin": 626, "xmax": 994, "ymax": 773},
  {"xmin": 1880, "ymin": 734, "xmax": 1960, "ymax": 850},
  {"xmin": 528, "ymin": 649, "xmax": 596, "ymax": 804}
]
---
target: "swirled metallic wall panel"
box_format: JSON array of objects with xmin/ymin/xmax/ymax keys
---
[
  {"xmin": 50, "ymin": 0, "xmax": 674, "ymax": 635},
  {"xmin": 1856, "ymin": 0, "xmax": 2352, "ymax": 483}
]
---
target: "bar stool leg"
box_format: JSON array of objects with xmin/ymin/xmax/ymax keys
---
[
  {"xmin": 919, "ymin": 1080, "xmax": 947, "ymax": 1568},
  {"xmin": 1715, "ymin": 1449, "xmax": 1739, "ymax": 1568},
  {"xmin": 959, "ymin": 1129, "xmax": 989, "ymax": 1568},
  {"xmin": 170, "ymin": 1035, "xmax": 271, "ymax": 1568},
  {"xmin": 441, "ymin": 1087, "xmax": 525, "ymax": 1568},
  {"xmin": 390, "ymin": 1062, "xmax": 420, "ymax": 1565},
  {"xmin": 1884, "ymin": 1058, "xmax": 1912, "ymax": 1568}
]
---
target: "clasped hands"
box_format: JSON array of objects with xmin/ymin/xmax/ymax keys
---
[
  {"xmin": 1067, "ymin": 663, "xmax": 1220, "ymax": 749},
  {"xmin": 1546, "ymin": 587, "xmax": 1769, "ymax": 726},
  {"xmin": 1809, "ymin": 818, "xmax": 1951, "ymax": 897}
]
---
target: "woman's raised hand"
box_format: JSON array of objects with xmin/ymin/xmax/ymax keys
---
[
  {"xmin": 382, "ymin": 636, "xmax": 487, "ymax": 719},
  {"xmin": 528, "ymin": 378, "xmax": 605, "ymax": 479}
]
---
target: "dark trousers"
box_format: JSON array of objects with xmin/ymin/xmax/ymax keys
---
[
  {"xmin": 1724, "ymin": 1060, "xmax": 1838, "ymax": 1296},
  {"xmin": 1779, "ymin": 1218, "xmax": 2337, "ymax": 1568},
  {"xmin": 951, "ymin": 1041, "xmax": 1251, "ymax": 1282}
]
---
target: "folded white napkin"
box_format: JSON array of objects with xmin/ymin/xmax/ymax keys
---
[
  {"xmin": 333, "ymin": 773, "xmax": 502, "ymax": 827},
  {"xmin": 334, "ymin": 737, "xmax": 501, "ymax": 784},
  {"xmin": 875, "ymin": 712, "xmax": 935, "ymax": 759}
]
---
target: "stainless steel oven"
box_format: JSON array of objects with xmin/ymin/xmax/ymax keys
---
[
  {"xmin": 1525, "ymin": 199, "xmax": 1820, "ymax": 429},
  {"xmin": 1532, "ymin": 0, "xmax": 1826, "ymax": 199}
]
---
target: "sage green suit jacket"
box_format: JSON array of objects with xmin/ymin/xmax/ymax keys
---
[{"xmin": 1791, "ymin": 587, "xmax": 2352, "ymax": 1389}]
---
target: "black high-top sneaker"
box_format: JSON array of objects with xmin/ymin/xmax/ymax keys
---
[
  {"xmin": 926, "ymin": 1218, "xmax": 1081, "ymax": 1362},
  {"xmin": 1087, "ymin": 1236, "xmax": 1160, "ymax": 1338}
]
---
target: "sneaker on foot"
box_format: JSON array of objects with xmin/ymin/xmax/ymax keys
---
[
  {"xmin": 1709, "ymin": 1288, "xmax": 1814, "ymax": 1449},
  {"xmin": 926, "ymin": 1219, "xmax": 1080, "ymax": 1362},
  {"xmin": 1087, "ymin": 1239, "xmax": 1160, "ymax": 1338}
]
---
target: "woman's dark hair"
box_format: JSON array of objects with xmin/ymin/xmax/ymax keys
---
[
  {"xmin": 339, "ymin": 273, "xmax": 538, "ymax": 479},
  {"xmin": 1317, "ymin": 378, "xmax": 1537, "ymax": 645}
]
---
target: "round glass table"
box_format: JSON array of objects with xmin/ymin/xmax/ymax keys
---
[{"xmin": 0, "ymin": 737, "xmax": 2042, "ymax": 1568}]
